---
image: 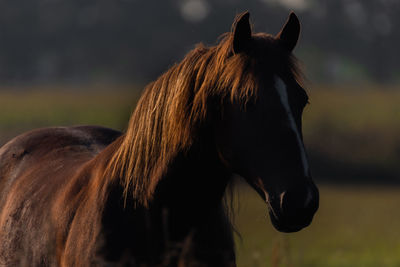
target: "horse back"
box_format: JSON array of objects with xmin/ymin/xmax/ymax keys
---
[{"xmin": 0, "ymin": 125, "xmax": 121, "ymax": 266}]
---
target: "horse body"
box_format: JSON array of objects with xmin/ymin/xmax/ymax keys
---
[
  {"xmin": 0, "ymin": 126, "xmax": 119, "ymax": 265},
  {"xmin": 0, "ymin": 126, "xmax": 235, "ymax": 266},
  {"xmin": 0, "ymin": 12, "xmax": 318, "ymax": 266}
]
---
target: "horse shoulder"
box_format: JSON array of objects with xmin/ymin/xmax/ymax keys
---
[{"xmin": 52, "ymin": 131, "xmax": 124, "ymax": 265}]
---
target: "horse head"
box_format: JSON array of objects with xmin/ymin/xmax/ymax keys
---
[{"xmin": 215, "ymin": 12, "xmax": 319, "ymax": 233}]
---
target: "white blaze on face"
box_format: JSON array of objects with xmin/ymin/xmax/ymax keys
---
[{"xmin": 275, "ymin": 77, "xmax": 309, "ymax": 177}]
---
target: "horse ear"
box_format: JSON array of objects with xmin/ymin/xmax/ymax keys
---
[
  {"xmin": 231, "ymin": 11, "xmax": 252, "ymax": 54},
  {"xmin": 276, "ymin": 12, "xmax": 300, "ymax": 52}
]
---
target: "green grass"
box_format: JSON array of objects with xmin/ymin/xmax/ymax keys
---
[
  {"xmin": 234, "ymin": 183, "xmax": 400, "ymax": 267},
  {"xmin": 303, "ymin": 85, "xmax": 400, "ymax": 168},
  {"xmin": 0, "ymin": 84, "xmax": 398, "ymax": 159},
  {"xmin": 0, "ymin": 83, "xmax": 398, "ymax": 174},
  {"xmin": 0, "ymin": 84, "xmax": 140, "ymax": 144}
]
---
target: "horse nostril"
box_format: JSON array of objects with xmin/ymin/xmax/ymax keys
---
[
  {"xmin": 279, "ymin": 191, "xmax": 286, "ymax": 212},
  {"xmin": 280, "ymin": 189, "xmax": 304, "ymax": 214},
  {"xmin": 279, "ymin": 185, "xmax": 318, "ymax": 215}
]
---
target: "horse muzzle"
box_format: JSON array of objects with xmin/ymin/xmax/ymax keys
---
[{"xmin": 266, "ymin": 182, "xmax": 319, "ymax": 233}]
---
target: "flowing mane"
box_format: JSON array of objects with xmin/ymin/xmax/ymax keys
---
[{"xmin": 106, "ymin": 25, "xmax": 302, "ymax": 206}]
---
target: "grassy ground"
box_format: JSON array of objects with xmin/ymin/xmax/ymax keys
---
[
  {"xmin": 234, "ymin": 183, "xmax": 400, "ymax": 267},
  {"xmin": 0, "ymin": 84, "xmax": 139, "ymax": 145},
  {"xmin": 303, "ymin": 85, "xmax": 400, "ymax": 171},
  {"xmin": 0, "ymin": 83, "xmax": 399, "ymax": 180}
]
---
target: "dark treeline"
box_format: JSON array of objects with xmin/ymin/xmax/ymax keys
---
[{"xmin": 0, "ymin": 0, "xmax": 398, "ymax": 85}]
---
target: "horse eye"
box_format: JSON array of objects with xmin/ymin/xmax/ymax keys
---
[{"xmin": 298, "ymin": 88, "xmax": 309, "ymax": 108}]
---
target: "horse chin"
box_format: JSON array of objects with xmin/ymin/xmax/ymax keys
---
[{"xmin": 267, "ymin": 208, "xmax": 313, "ymax": 233}]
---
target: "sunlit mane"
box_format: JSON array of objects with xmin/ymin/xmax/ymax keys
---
[{"xmin": 105, "ymin": 22, "xmax": 302, "ymax": 206}]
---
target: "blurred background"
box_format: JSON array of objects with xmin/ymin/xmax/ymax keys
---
[{"xmin": 1, "ymin": 0, "xmax": 400, "ymax": 266}]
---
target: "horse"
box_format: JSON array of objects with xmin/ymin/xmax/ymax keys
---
[{"xmin": 0, "ymin": 11, "xmax": 318, "ymax": 266}]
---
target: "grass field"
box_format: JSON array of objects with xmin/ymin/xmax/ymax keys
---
[
  {"xmin": 1, "ymin": 84, "xmax": 399, "ymax": 180},
  {"xmin": 0, "ymin": 84, "xmax": 139, "ymax": 145},
  {"xmin": 0, "ymin": 84, "xmax": 400, "ymax": 266},
  {"xmin": 234, "ymin": 183, "xmax": 400, "ymax": 267},
  {"xmin": 304, "ymin": 85, "xmax": 400, "ymax": 171}
]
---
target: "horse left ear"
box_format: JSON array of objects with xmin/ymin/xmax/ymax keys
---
[
  {"xmin": 231, "ymin": 11, "xmax": 252, "ymax": 54},
  {"xmin": 276, "ymin": 12, "xmax": 300, "ymax": 52}
]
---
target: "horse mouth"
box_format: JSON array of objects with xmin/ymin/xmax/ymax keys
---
[
  {"xmin": 266, "ymin": 204, "xmax": 316, "ymax": 233},
  {"xmin": 248, "ymin": 177, "xmax": 319, "ymax": 233},
  {"xmin": 268, "ymin": 209, "xmax": 312, "ymax": 233}
]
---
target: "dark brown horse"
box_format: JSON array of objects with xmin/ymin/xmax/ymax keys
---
[{"xmin": 0, "ymin": 12, "xmax": 318, "ymax": 266}]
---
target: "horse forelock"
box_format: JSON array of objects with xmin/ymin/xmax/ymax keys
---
[{"xmin": 105, "ymin": 29, "xmax": 303, "ymax": 206}]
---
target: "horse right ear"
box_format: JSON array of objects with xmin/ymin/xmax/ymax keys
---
[
  {"xmin": 231, "ymin": 11, "xmax": 252, "ymax": 54},
  {"xmin": 276, "ymin": 12, "xmax": 300, "ymax": 52}
]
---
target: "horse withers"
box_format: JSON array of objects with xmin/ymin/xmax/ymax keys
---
[{"xmin": 0, "ymin": 12, "xmax": 318, "ymax": 266}]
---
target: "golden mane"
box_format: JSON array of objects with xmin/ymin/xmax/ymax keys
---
[{"xmin": 105, "ymin": 20, "xmax": 302, "ymax": 206}]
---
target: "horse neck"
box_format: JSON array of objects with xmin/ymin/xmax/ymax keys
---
[
  {"xmin": 152, "ymin": 134, "xmax": 231, "ymax": 211},
  {"xmin": 95, "ymin": 135, "xmax": 233, "ymax": 264},
  {"xmin": 98, "ymin": 127, "xmax": 231, "ymax": 210}
]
